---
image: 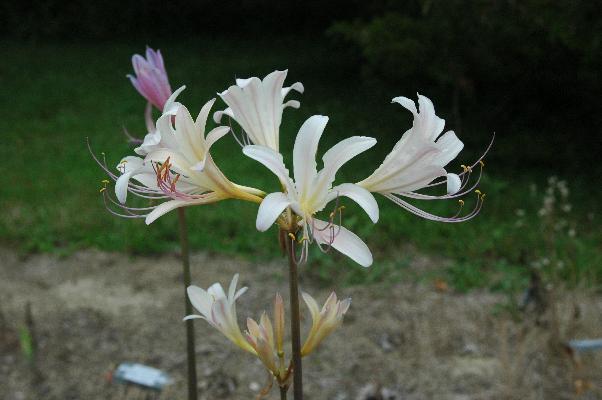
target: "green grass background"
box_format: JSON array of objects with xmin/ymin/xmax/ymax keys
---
[{"xmin": 1, "ymin": 39, "xmax": 600, "ymax": 292}]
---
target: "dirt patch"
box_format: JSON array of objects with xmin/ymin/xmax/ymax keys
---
[{"xmin": 1, "ymin": 248, "xmax": 600, "ymax": 399}]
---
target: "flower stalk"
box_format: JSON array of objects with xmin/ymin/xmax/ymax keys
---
[
  {"xmin": 285, "ymin": 230, "xmax": 303, "ymax": 400},
  {"xmin": 178, "ymin": 208, "xmax": 198, "ymax": 400}
]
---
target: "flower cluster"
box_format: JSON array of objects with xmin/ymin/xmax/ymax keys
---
[
  {"xmin": 94, "ymin": 48, "xmax": 487, "ymax": 267},
  {"xmin": 186, "ymin": 275, "xmax": 350, "ymax": 387}
]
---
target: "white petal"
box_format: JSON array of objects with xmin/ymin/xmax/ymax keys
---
[
  {"xmin": 312, "ymin": 219, "xmax": 373, "ymax": 267},
  {"xmin": 163, "ymin": 85, "xmax": 186, "ymax": 114},
  {"xmin": 187, "ymin": 286, "xmax": 212, "ymax": 317},
  {"xmin": 417, "ymin": 94, "xmax": 445, "ymax": 141},
  {"xmin": 144, "ymin": 102, "xmax": 155, "ymax": 133},
  {"xmin": 145, "ymin": 194, "xmax": 220, "ymax": 224},
  {"xmin": 434, "ymin": 131, "xmax": 464, "ymax": 167},
  {"xmin": 208, "ymin": 282, "xmax": 227, "ymax": 300},
  {"xmin": 114, "ymin": 157, "xmax": 145, "ymax": 203},
  {"xmin": 213, "ymin": 107, "xmax": 234, "ymax": 124},
  {"xmin": 446, "ymin": 173, "xmax": 461, "ymax": 194},
  {"xmin": 235, "ymin": 77, "xmax": 256, "ymax": 88},
  {"xmin": 317, "ymin": 136, "xmax": 377, "ymax": 191},
  {"xmin": 392, "ymin": 96, "xmax": 417, "ymax": 114},
  {"xmin": 183, "ymin": 314, "xmax": 205, "ymax": 321},
  {"xmin": 115, "ymin": 172, "xmax": 133, "ymax": 203},
  {"xmin": 194, "ymin": 98, "xmax": 216, "ymax": 135},
  {"xmin": 293, "ymin": 115, "xmax": 328, "ymax": 197},
  {"xmin": 283, "ymin": 100, "xmax": 300, "ymax": 109},
  {"xmin": 329, "ymin": 183, "xmax": 379, "ymax": 223},
  {"xmin": 175, "ymin": 105, "xmax": 203, "ymax": 163},
  {"xmin": 256, "ymin": 192, "xmax": 291, "ymax": 231},
  {"xmin": 282, "ymin": 82, "xmax": 304, "ymax": 97},
  {"xmin": 205, "ymin": 126, "xmax": 230, "ymax": 150},
  {"xmin": 190, "ymin": 126, "xmax": 230, "ymax": 172},
  {"xmin": 242, "ymin": 145, "xmax": 294, "ymax": 193},
  {"xmin": 228, "ymin": 274, "xmax": 239, "ymax": 302}
]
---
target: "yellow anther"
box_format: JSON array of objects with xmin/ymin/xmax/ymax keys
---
[
  {"xmin": 288, "ymin": 233, "xmax": 296, "ymax": 241},
  {"xmin": 99, "ymin": 187, "xmax": 107, "ymax": 193},
  {"xmin": 481, "ymin": 193, "xmax": 486, "ymax": 200},
  {"xmin": 479, "ymin": 160, "xmax": 485, "ymax": 167},
  {"xmin": 458, "ymin": 199, "xmax": 465, "ymax": 206},
  {"xmin": 120, "ymin": 159, "xmax": 128, "ymax": 164},
  {"xmin": 101, "ymin": 179, "xmax": 110, "ymax": 184},
  {"xmin": 461, "ymin": 164, "xmax": 468, "ymax": 172},
  {"xmin": 475, "ymin": 189, "xmax": 482, "ymax": 196}
]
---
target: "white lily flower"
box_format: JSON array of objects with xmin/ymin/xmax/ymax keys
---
[
  {"xmin": 301, "ymin": 291, "xmax": 351, "ymax": 356},
  {"xmin": 93, "ymin": 87, "xmax": 264, "ymax": 224},
  {"xmin": 358, "ymin": 94, "xmax": 489, "ymax": 222},
  {"xmin": 214, "ymin": 70, "xmax": 304, "ymax": 152},
  {"xmin": 243, "ymin": 115, "xmax": 378, "ymax": 267},
  {"xmin": 187, "ymin": 280, "xmax": 289, "ymax": 384},
  {"xmin": 185, "ymin": 274, "xmax": 255, "ymax": 353}
]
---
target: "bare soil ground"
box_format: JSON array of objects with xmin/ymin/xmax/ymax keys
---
[{"xmin": 1, "ymin": 248, "xmax": 600, "ymax": 400}]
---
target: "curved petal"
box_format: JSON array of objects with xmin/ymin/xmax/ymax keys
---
[
  {"xmin": 293, "ymin": 115, "xmax": 328, "ymax": 197},
  {"xmin": 256, "ymin": 192, "xmax": 291, "ymax": 231},
  {"xmin": 174, "ymin": 105, "xmax": 203, "ymax": 163},
  {"xmin": 227, "ymin": 273, "xmax": 240, "ymax": 302},
  {"xmin": 283, "ymin": 99, "xmax": 300, "ymax": 109},
  {"xmin": 242, "ymin": 145, "xmax": 294, "ymax": 193},
  {"xmin": 391, "ymin": 96, "xmax": 417, "ymax": 114},
  {"xmin": 213, "ymin": 107, "xmax": 234, "ymax": 124},
  {"xmin": 205, "ymin": 126, "xmax": 230, "ymax": 151},
  {"xmin": 312, "ymin": 219, "xmax": 373, "ymax": 267},
  {"xmin": 194, "ymin": 98, "xmax": 216, "ymax": 136},
  {"xmin": 316, "ymin": 136, "xmax": 377, "ymax": 191},
  {"xmin": 282, "ymin": 81, "xmax": 304, "ymax": 97},
  {"xmin": 417, "ymin": 94, "xmax": 445, "ymax": 141},
  {"xmin": 144, "ymin": 102, "xmax": 155, "ymax": 133},
  {"xmin": 187, "ymin": 286, "xmax": 212, "ymax": 317},
  {"xmin": 114, "ymin": 156, "xmax": 146, "ymax": 203},
  {"xmin": 115, "ymin": 172, "xmax": 134, "ymax": 203},
  {"xmin": 145, "ymin": 193, "xmax": 221, "ymax": 224},
  {"xmin": 446, "ymin": 173, "xmax": 461, "ymax": 194},
  {"xmin": 434, "ymin": 131, "xmax": 464, "ymax": 167},
  {"xmin": 163, "ymin": 85, "xmax": 186, "ymax": 114},
  {"xmin": 329, "ymin": 183, "xmax": 379, "ymax": 223},
  {"xmin": 190, "ymin": 126, "xmax": 230, "ymax": 172}
]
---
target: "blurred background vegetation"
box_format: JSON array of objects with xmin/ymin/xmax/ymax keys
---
[{"xmin": 1, "ymin": 0, "xmax": 600, "ymax": 292}]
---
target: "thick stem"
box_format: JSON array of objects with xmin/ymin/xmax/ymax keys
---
[
  {"xmin": 285, "ymin": 237, "xmax": 303, "ymax": 400},
  {"xmin": 178, "ymin": 208, "xmax": 198, "ymax": 400},
  {"xmin": 280, "ymin": 386, "xmax": 288, "ymax": 400}
]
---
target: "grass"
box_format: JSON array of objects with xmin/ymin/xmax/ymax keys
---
[{"xmin": 1, "ymin": 38, "xmax": 600, "ymax": 292}]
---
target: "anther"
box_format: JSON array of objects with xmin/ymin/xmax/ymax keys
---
[
  {"xmin": 479, "ymin": 160, "xmax": 485, "ymax": 167},
  {"xmin": 99, "ymin": 187, "xmax": 107, "ymax": 193},
  {"xmin": 461, "ymin": 164, "xmax": 468, "ymax": 172},
  {"xmin": 458, "ymin": 199, "xmax": 465, "ymax": 206},
  {"xmin": 475, "ymin": 189, "xmax": 482, "ymax": 196},
  {"xmin": 101, "ymin": 179, "xmax": 110, "ymax": 184},
  {"xmin": 288, "ymin": 233, "xmax": 296, "ymax": 240}
]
